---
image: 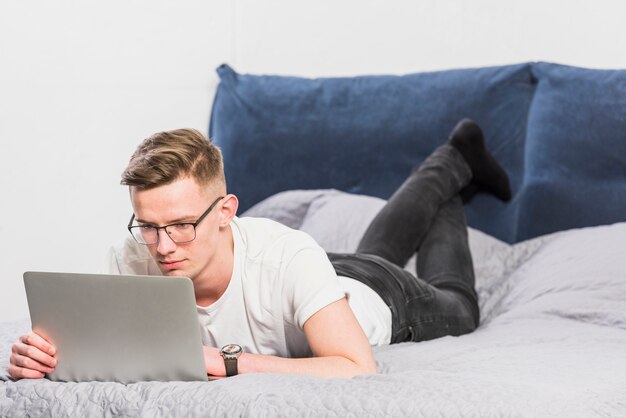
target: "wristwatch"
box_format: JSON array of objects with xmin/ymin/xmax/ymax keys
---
[{"xmin": 220, "ymin": 344, "xmax": 243, "ymax": 377}]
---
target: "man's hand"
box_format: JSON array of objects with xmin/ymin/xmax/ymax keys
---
[
  {"xmin": 8, "ymin": 332, "xmax": 57, "ymax": 380},
  {"xmin": 203, "ymin": 346, "xmax": 227, "ymax": 377}
]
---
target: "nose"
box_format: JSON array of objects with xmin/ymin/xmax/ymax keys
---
[{"xmin": 156, "ymin": 228, "xmax": 177, "ymax": 255}]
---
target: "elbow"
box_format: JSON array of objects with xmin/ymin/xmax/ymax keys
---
[
  {"xmin": 352, "ymin": 360, "xmax": 378, "ymax": 377},
  {"xmin": 363, "ymin": 364, "xmax": 379, "ymax": 376}
]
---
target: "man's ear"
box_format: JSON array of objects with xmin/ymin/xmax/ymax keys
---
[{"xmin": 218, "ymin": 194, "xmax": 239, "ymax": 227}]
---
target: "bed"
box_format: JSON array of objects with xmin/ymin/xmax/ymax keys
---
[
  {"xmin": 2, "ymin": 189, "xmax": 626, "ymax": 416},
  {"xmin": 2, "ymin": 62, "xmax": 626, "ymax": 416}
]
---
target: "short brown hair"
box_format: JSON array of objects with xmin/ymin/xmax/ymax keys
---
[{"xmin": 121, "ymin": 128, "xmax": 226, "ymax": 190}]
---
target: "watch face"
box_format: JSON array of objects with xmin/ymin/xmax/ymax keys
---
[{"xmin": 222, "ymin": 344, "xmax": 242, "ymax": 355}]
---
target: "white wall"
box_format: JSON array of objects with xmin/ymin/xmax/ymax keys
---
[{"xmin": 2, "ymin": 0, "xmax": 626, "ymax": 322}]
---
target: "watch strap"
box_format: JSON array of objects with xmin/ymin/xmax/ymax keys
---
[{"xmin": 224, "ymin": 356, "xmax": 238, "ymax": 377}]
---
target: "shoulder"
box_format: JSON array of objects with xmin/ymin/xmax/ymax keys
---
[
  {"xmin": 105, "ymin": 235, "xmax": 160, "ymax": 275},
  {"xmin": 233, "ymin": 216, "xmax": 322, "ymax": 261}
]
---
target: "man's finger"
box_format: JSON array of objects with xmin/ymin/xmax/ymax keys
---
[
  {"xmin": 10, "ymin": 353, "xmax": 55, "ymax": 374},
  {"xmin": 8, "ymin": 365, "xmax": 45, "ymax": 380},
  {"xmin": 20, "ymin": 333, "xmax": 56, "ymax": 355},
  {"xmin": 13, "ymin": 342, "xmax": 57, "ymax": 368}
]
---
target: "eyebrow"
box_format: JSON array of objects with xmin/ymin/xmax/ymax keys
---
[{"xmin": 135, "ymin": 215, "xmax": 197, "ymax": 225}]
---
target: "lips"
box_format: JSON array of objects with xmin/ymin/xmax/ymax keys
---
[{"xmin": 159, "ymin": 259, "xmax": 185, "ymax": 269}]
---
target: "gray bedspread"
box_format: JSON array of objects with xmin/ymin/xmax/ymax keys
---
[{"xmin": 2, "ymin": 190, "xmax": 626, "ymax": 417}]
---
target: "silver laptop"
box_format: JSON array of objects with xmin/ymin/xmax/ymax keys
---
[{"xmin": 23, "ymin": 271, "xmax": 207, "ymax": 383}]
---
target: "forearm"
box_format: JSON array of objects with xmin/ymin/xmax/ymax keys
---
[
  {"xmin": 239, "ymin": 352, "xmax": 377, "ymax": 378},
  {"xmin": 206, "ymin": 347, "xmax": 377, "ymax": 379},
  {"xmin": 204, "ymin": 299, "xmax": 380, "ymax": 379}
]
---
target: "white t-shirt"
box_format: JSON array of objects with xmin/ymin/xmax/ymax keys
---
[{"xmin": 105, "ymin": 216, "xmax": 391, "ymax": 357}]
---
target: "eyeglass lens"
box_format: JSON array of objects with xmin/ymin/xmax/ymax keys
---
[{"xmin": 132, "ymin": 224, "xmax": 196, "ymax": 245}]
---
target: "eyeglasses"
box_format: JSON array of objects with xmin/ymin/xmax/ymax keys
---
[{"xmin": 127, "ymin": 196, "xmax": 224, "ymax": 245}]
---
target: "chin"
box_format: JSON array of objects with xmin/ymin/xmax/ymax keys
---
[{"xmin": 160, "ymin": 269, "xmax": 188, "ymax": 278}]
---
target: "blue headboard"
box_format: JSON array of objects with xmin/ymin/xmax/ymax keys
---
[{"xmin": 209, "ymin": 63, "xmax": 626, "ymax": 243}]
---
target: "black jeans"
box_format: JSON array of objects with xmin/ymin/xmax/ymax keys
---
[{"xmin": 328, "ymin": 144, "xmax": 479, "ymax": 344}]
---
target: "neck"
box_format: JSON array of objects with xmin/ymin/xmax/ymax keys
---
[{"xmin": 194, "ymin": 224, "xmax": 235, "ymax": 307}]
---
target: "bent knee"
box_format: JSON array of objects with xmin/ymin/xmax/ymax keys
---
[
  {"xmin": 439, "ymin": 287, "xmax": 480, "ymax": 330},
  {"xmin": 449, "ymin": 314, "xmax": 478, "ymax": 336}
]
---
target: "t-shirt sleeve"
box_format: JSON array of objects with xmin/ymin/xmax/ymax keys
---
[
  {"xmin": 282, "ymin": 246, "xmax": 346, "ymax": 330},
  {"xmin": 102, "ymin": 246, "xmax": 122, "ymax": 275},
  {"xmin": 100, "ymin": 236, "xmax": 160, "ymax": 276}
]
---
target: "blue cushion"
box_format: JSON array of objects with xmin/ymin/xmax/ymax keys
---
[
  {"xmin": 516, "ymin": 62, "xmax": 626, "ymax": 241},
  {"xmin": 210, "ymin": 64, "xmax": 536, "ymax": 243}
]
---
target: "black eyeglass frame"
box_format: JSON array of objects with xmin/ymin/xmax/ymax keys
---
[{"xmin": 127, "ymin": 196, "xmax": 225, "ymax": 245}]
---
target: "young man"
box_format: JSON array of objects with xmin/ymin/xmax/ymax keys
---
[{"xmin": 8, "ymin": 119, "xmax": 511, "ymax": 380}]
